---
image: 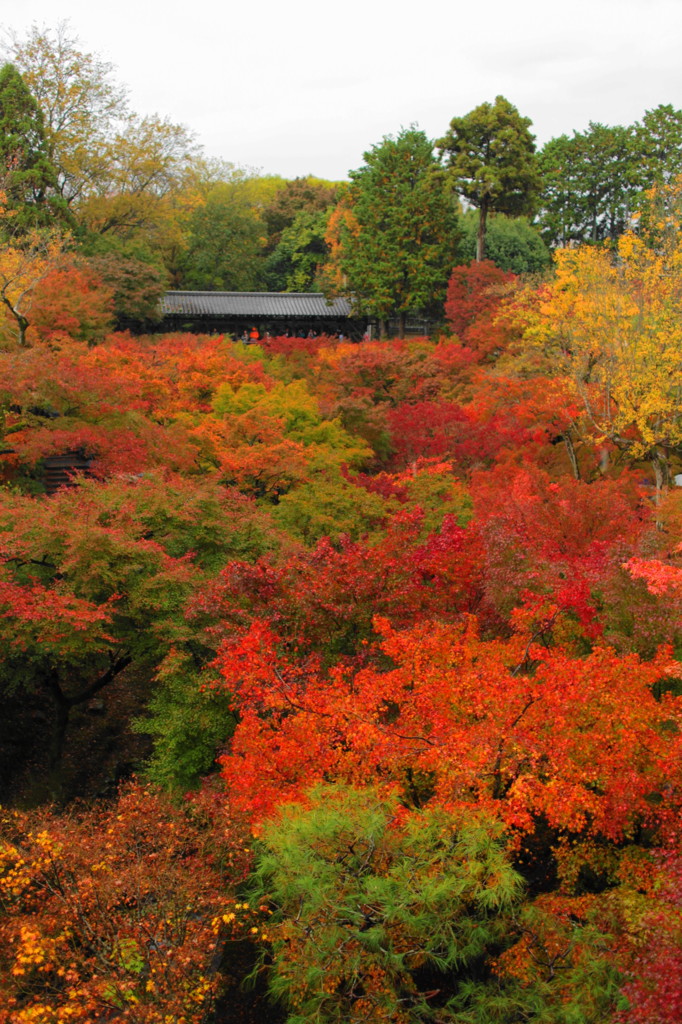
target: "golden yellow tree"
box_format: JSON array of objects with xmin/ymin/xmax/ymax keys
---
[
  {"xmin": 527, "ymin": 214, "xmax": 682, "ymax": 496},
  {"xmin": 0, "ymin": 232, "xmax": 65, "ymax": 346},
  {"xmin": 0, "ymin": 190, "xmax": 65, "ymax": 346}
]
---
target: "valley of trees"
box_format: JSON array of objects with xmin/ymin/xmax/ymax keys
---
[{"xmin": 0, "ymin": 21, "xmax": 681, "ymax": 1024}]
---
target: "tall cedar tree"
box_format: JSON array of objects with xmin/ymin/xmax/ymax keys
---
[
  {"xmin": 536, "ymin": 106, "xmax": 682, "ymax": 247},
  {"xmin": 0, "ymin": 63, "xmax": 64, "ymax": 231},
  {"xmin": 331, "ymin": 128, "xmax": 459, "ymax": 338},
  {"xmin": 538, "ymin": 123, "xmax": 636, "ymax": 247},
  {"xmin": 635, "ymin": 103, "xmax": 682, "ymax": 188},
  {"xmin": 439, "ymin": 95, "xmax": 540, "ymax": 262}
]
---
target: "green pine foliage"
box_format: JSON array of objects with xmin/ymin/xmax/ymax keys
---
[
  {"xmin": 250, "ymin": 785, "xmax": 620, "ymax": 1023},
  {"xmin": 439, "ymin": 96, "xmax": 540, "ymax": 263},
  {"xmin": 250, "ymin": 785, "xmax": 524, "ymax": 1023},
  {"xmin": 538, "ymin": 124, "xmax": 635, "ymax": 247},
  {"xmin": 537, "ymin": 106, "xmax": 682, "ymax": 248},
  {"xmin": 0, "ymin": 62, "xmax": 67, "ymax": 232}
]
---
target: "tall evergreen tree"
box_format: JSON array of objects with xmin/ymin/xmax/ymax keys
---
[
  {"xmin": 634, "ymin": 104, "xmax": 682, "ymax": 189},
  {"xmin": 0, "ymin": 63, "xmax": 63, "ymax": 232},
  {"xmin": 438, "ymin": 96, "xmax": 540, "ymax": 262},
  {"xmin": 538, "ymin": 123, "xmax": 636, "ymax": 247},
  {"xmin": 328, "ymin": 127, "xmax": 459, "ymax": 337},
  {"xmin": 537, "ymin": 107, "xmax": 682, "ymax": 249}
]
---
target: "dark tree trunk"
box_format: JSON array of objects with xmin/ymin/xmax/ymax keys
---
[
  {"xmin": 44, "ymin": 673, "xmax": 71, "ymax": 771},
  {"xmin": 476, "ymin": 200, "xmax": 489, "ymax": 262},
  {"xmin": 43, "ymin": 655, "xmax": 133, "ymax": 770}
]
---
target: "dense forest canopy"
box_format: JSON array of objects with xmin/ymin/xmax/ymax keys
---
[
  {"xmin": 2, "ymin": 24, "xmax": 681, "ymax": 331},
  {"xmin": 0, "ymin": 20, "xmax": 681, "ymax": 1024}
]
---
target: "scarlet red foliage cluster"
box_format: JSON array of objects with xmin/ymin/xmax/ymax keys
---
[
  {"xmin": 0, "ymin": 250, "xmax": 681, "ymax": 1021},
  {"xmin": 444, "ymin": 259, "xmax": 517, "ymax": 358}
]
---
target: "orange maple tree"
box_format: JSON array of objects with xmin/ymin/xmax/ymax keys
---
[
  {"xmin": 0, "ymin": 782, "xmax": 252, "ymax": 1023},
  {"xmin": 216, "ymin": 614, "xmax": 681, "ymax": 847}
]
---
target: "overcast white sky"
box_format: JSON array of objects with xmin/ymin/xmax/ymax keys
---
[{"xmin": 3, "ymin": 0, "xmax": 682, "ymax": 180}]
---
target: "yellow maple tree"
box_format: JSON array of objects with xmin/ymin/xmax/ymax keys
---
[
  {"xmin": 0, "ymin": 190, "xmax": 66, "ymax": 347},
  {"xmin": 526, "ymin": 201, "xmax": 682, "ymax": 496}
]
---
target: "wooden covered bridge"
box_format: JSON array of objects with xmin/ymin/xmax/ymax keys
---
[{"xmin": 160, "ymin": 291, "xmax": 368, "ymax": 339}]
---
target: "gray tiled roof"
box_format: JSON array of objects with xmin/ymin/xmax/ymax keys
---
[{"xmin": 161, "ymin": 291, "xmax": 353, "ymax": 318}]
